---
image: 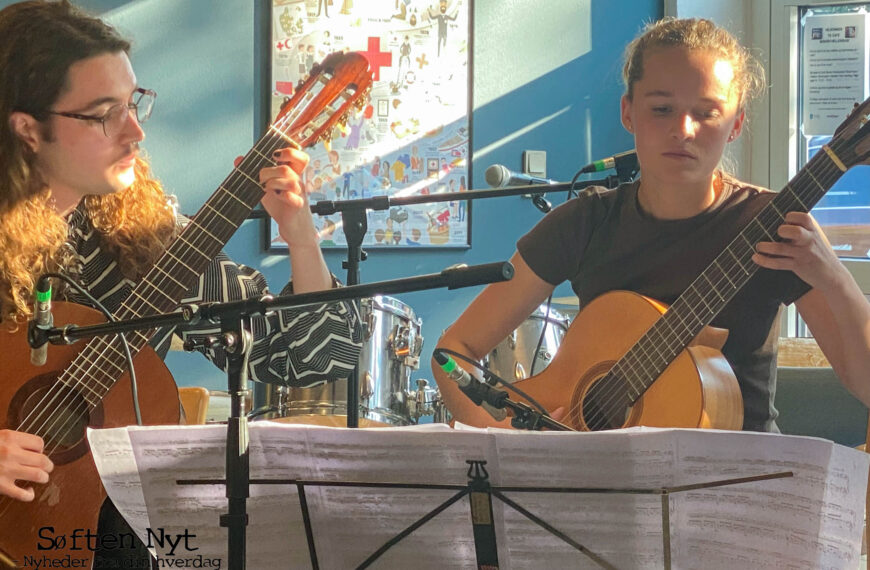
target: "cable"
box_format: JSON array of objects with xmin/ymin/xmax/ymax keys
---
[
  {"xmin": 38, "ymin": 272, "xmax": 143, "ymax": 426},
  {"xmin": 432, "ymin": 347, "xmax": 550, "ymax": 417}
]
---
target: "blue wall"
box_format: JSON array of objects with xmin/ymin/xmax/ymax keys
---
[{"xmin": 1, "ymin": 0, "xmax": 660, "ymax": 392}]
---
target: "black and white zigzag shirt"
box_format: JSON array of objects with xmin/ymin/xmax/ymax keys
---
[{"xmin": 61, "ymin": 205, "xmax": 362, "ymax": 387}]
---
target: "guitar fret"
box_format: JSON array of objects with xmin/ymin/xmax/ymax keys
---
[
  {"xmin": 689, "ymin": 283, "xmax": 714, "ymax": 314},
  {"xmin": 768, "ymin": 201, "xmax": 785, "ymax": 221},
  {"xmin": 805, "ymin": 167, "xmax": 827, "ymax": 191},
  {"xmin": 726, "ymin": 247, "xmax": 750, "ymax": 274},
  {"xmin": 785, "ymin": 184, "xmax": 808, "ymax": 210},
  {"xmin": 248, "ymin": 148, "xmax": 275, "ymax": 164},
  {"xmin": 150, "ymin": 264, "xmax": 187, "ymax": 289},
  {"xmin": 185, "ymin": 217, "xmax": 224, "ymax": 245},
  {"xmin": 162, "ymin": 250, "xmax": 200, "ymax": 276},
  {"xmin": 713, "ymin": 260, "xmax": 737, "ymax": 288},
  {"xmin": 127, "ymin": 290, "xmax": 161, "ymax": 313},
  {"xmin": 139, "ymin": 276, "xmax": 180, "ymax": 305},
  {"xmin": 701, "ymin": 273, "xmax": 725, "ymax": 301},
  {"xmin": 751, "ymin": 218, "xmax": 774, "ymax": 240},
  {"xmin": 202, "ymin": 202, "xmax": 238, "ymax": 227},
  {"xmin": 174, "ymin": 234, "xmax": 217, "ymax": 263},
  {"xmin": 221, "ymin": 184, "xmax": 258, "ymax": 209},
  {"xmin": 269, "ymin": 123, "xmax": 297, "ymax": 145}
]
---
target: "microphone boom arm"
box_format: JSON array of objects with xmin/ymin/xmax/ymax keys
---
[{"xmin": 311, "ymin": 180, "xmax": 603, "ymax": 217}]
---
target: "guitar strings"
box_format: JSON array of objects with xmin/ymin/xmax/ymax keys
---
[
  {"xmin": 569, "ymin": 142, "xmax": 846, "ymax": 431},
  {"xmin": 580, "ymin": 150, "xmax": 843, "ymax": 430},
  {"xmin": 0, "ymin": 99, "xmax": 311, "ymax": 520},
  {"xmin": 35, "ymin": 65, "xmax": 372, "ymax": 449},
  {"xmin": 0, "ymin": 78, "xmax": 350, "ymax": 518}
]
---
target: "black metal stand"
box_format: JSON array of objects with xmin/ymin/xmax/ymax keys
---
[
  {"xmin": 339, "ymin": 207, "xmax": 368, "ymax": 428},
  {"xmin": 214, "ymin": 313, "xmax": 253, "ymax": 570}
]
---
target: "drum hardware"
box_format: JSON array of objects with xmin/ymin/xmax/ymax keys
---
[
  {"xmin": 363, "ymin": 309, "xmax": 377, "ymax": 341},
  {"xmin": 250, "ymin": 295, "xmax": 436, "ymax": 426},
  {"xmin": 362, "ymin": 371, "xmax": 376, "ymax": 400},
  {"xmin": 405, "ymin": 378, "xmax": 451, "ymax": 424},
  {"xmin": 484, "ymin": 304, "xmax": 570, "ymax": 383}
]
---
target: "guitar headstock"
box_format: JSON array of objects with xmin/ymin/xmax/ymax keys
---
[
  {"xmin": 272, "ymin": 52, "xmax": 373, "ymax": 148},
  {"xmin": 832, "ymin": 95, "xmax": 870, "ymax": 167}
]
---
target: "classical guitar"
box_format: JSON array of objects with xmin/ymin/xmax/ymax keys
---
[
  {"xmin": 514, "ymin": 96, "xmax": 870, "ymax": 432},
  {"xmin": 0, "ymin": 52, "xmax": 372, "ymax": 568}
]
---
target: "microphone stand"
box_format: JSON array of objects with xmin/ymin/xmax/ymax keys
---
[
  {"xmin": 311, "ymin": 176, "xmax": 616, "ymax": 428},
  {"xmin": 33, "ymin": 261, "xmax": 513, "ymax": 569}
]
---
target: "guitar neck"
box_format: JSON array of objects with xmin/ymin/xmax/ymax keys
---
[
  {"xmin": 57, "ymin": 131, "xmax": 286, "ymax": 404},
  {"xmin": 616, "ymin": 138, "xmax": 849, "ymax": 404}
]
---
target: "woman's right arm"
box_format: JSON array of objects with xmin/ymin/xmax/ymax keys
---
[{"xmin": 432, "ymin": 251, "xmax": 556, "ymax": 427}]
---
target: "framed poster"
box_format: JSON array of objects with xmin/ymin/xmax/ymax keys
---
[{"xmin": 266, "ymin": 0, "xmax": 471, "ymax": 251}]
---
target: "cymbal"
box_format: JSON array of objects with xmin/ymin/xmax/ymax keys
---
[{"xmin": 551, "ymin": 296, "xmax": 580, "ymax": 306}]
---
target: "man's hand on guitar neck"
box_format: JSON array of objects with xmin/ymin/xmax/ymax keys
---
[
  {"xmin": 0, "ymin": 429, "xmax": 53, "ymax": 502},
  {"xmin": 235, "ymin": 145, "xmax": 333, "ymax": 293},
  {"xmin": 258, "ymin": 146, "xmax": 316, "ymax": 249}
]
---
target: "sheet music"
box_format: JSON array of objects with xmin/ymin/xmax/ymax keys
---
[{"xmin": 88, "ymin": 424, "xmax": 869, "ymax": 570}]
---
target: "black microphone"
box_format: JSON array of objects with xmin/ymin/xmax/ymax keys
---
[
  {"xmin": 441, "ymin": 261, "xmax": 514, "ymax": 290},
  {"xmin": 579, "ymin": 149, "xmax": 639, "ymax": 174},
  {"xmin": 484, "ymin": 164, "xmax": 558, "ymax": 188},
  {"xmin": 433, "ymin": 351, "xmax": 507, "ymax": 421},
  {"xmin": 29, "ymin": 275, "xmax": 53, "ymax": 366}
]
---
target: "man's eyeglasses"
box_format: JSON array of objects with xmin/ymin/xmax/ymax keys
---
[{"xmin": 46, "ymin": 87, "xmax": 156, "ymax": 138}]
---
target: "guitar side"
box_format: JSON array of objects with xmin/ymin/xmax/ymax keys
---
[
  {"xmin": 513, "ymin": 291, "xmax": 744, "ymax": 431},
  {"xmin": 0, "ymin": 303, "xmax": 179, "ymax": 568}
]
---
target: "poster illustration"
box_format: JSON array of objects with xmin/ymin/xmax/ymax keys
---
[{"xmin": 269, "ymin": 0, "xmax": 470, "ymax": 249}]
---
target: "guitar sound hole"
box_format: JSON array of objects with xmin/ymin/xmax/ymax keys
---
[
  {"xmin": 582, "ymin": 374, "xmax": 632, "ymax": 431},
  {"xmin": 16, "ymin": 383, "xmax": 90, "ymax": 455}
]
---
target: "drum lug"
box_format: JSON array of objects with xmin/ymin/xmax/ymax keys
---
[
  {"xmin": 537, "ymin": 349, "xmax": 552, "ymax": 363},
  {"xmin": 389, "ymin": 324, "xmax": 422, "ymax": 370},
  {"xmin": 361, "ymin": 371, "xmax": 375, "ymax": 401},
  {"xmin": 363, "ymin": 311, "xmax": 376, "ymax": 341},
  {"xmin": 406, "ymin": 379, "xmax": 424, "ymax": 420}
]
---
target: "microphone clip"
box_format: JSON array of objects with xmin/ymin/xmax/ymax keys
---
[{"xmin": 27, "ymin": 316, "xmax": 52, "ymax": 351}]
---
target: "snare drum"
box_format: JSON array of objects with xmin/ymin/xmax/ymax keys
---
[
  {"xmin": 251, "ymin": 295, "xmax": 424, "ymax": 426},
  {"xmin": 484, "ymin": 304, "xmax": 570, "ymax": 383}
]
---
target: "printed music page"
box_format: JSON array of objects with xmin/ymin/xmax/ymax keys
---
[{"xmin": 89, "ymin": 424, "xmax": 869, "ymax": 569}]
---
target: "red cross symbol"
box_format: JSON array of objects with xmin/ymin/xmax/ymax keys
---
[{"xmin": 361, "ymin": 37, "xmax": 392, "ymax": 81}]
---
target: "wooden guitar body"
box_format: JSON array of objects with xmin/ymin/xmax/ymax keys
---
[
  {"xmin": 510, "ymin": 95, "xmax": 870, "ymax": 432},
  {"xmin": 514, "ymin": 291, "xmax": 744, "ymax": 431},
  {"xmin": 0, "ymin": 303, "xmax": 179, "ymax": 568}
]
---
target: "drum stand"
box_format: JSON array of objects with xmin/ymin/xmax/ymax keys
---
[{"xmin": 337, "ymin": 206, "xmax": 368, "ymax": 427}]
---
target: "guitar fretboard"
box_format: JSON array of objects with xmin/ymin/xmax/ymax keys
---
[
  {"xmin": 55, "ymin": 129, "xmax": 290, "ymax": 408},
  {"xmin": 613, "ymin": 139, "xmax": 850, "ymax": 404}
]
